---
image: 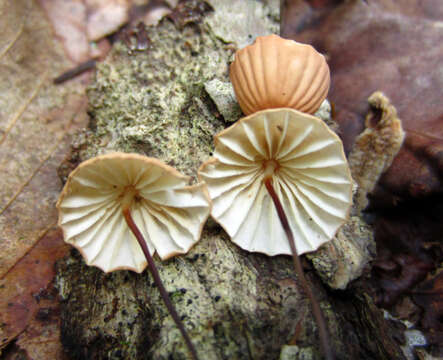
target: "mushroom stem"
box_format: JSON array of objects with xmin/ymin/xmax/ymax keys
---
[
  {"xmin": 122, "ymin": 208, "xmax": 199, "ymax": 360},
  {"xmin": 264, "ymin": 177, "xmax": 334, "ymax": 360}
]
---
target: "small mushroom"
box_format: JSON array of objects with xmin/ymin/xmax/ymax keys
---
[
  {"xmin": 57, "ymin": 152, "xmax": 210, "ymax": 359},
  {"xmin": 57, "ymin": 152, "xmax": 210, "ymax": 272},
  {"xmin": 198, "ymin": 108, "xmax": 352, "ymax": 256},
  {"xmin": 230, "ymin": 34, "xmax": 330, "ymax": 115},
  {"xmin": 198, "ymin": 108, "xmax": 352, "ymax": 360}
]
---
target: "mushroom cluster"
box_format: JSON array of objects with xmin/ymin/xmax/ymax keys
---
[
  {"xmin": 57, "ymin": 34, "xmax": 351, "ymax": 360},
  {"xmin": 198, "ymin": 34, "xmax": 353, "ymax": 360},
  {"xmin": 200, "ymin": 35, "xmax": 352, "ymax": 264}
]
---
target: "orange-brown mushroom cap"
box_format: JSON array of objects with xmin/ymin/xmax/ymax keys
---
[{"xmin": 230, "ymin": 34, "xmax": 330, "ymax": 115}]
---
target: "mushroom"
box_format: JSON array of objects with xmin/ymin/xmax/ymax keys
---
[
  {"xmin": 198, "ymin": 109, "xmax": 352, "ymax": 256},
  {"xmin": 198, "ymin": 108, "xmax": 352, "ymax": 360},
  {"xmin": 230, "ymin": 34, "xmax": 330, "ymax": 115},
  {"xmin": 57, "ymin": 152, "xmax": 211, "ymax": 360}
]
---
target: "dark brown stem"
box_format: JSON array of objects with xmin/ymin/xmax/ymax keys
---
[
  {"xmin": 123, "ymin": 208, "xmax": 199, "ymax": 360},
  {"xmin": 53, "ymin": 59, "xmax": 96, "ymax": 84},
  {"xmin": 264, "ymin": 177, "xmax": 334, "ymax": 360}
]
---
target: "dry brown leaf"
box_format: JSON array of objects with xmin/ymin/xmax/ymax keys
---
[
  {"xmin": 282, "ymin": 0, "xmax": 443, "ymax": 204},
  {"xmin": 37, "ymin": 0, "xmax": 133, "ymax": 63},
  {"xmin": 0, "ymin": 0, "xmax": 89, "ymax": 352},
  {"xmin": 85, "ymin": 0, "xmax": 131, "ymax": 41},
  {"xmin": 37, "ymin": 0, "xmax": 90, "ymax": 63},
  {"xmin": 0, "ymin": 229, "xmax": 70, "ymax": 354},
  {"xmin": 0, "ymin": 0, "xmax": 88, "ymax": 277},
  {"xmin": 411, "ymin": 271, "xmax": 443, "ymax": 352},
  {"xmin": 14, "ymin": 280, "xmax": 68, "ymax": 360}
]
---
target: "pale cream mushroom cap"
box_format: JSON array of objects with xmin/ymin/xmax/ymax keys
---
[
  {"xmin": 57, "ymin": 153, "xmax": 211, "ymax": 273},
  {"xmin": 230, "ymin": 34, "xmax": 330, "ymax": 115},
  {"xmin": 198, "ymin": 109, "xmax": 352, "ymax": 256}
]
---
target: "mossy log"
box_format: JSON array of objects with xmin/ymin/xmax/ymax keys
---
[{"xmin": 55, "ymin": 1, "xmax": 406, "ymax": 359}]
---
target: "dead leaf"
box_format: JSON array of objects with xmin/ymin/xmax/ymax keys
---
[
  {"xmin": 0, "ymin": 0, "xmax": 89, "ymax": 352},
  {"xmin": 0, "ymin": 0, "xmax": 88, "ymax": 276},
  {"xmin": 282, "ymin": 0, "xmax": 443, "ymax": 204},
  {"xmin": 37, "ymin": 0, "xmax": 133, "ymax": 63},
  {"xmin": 37, "ymin": 0, "xmax": 90, "ymax": 63},
  {"xmin": 85, "ymin": 0, "xmax": 131, "ymax": 41},
  {"xmin": 373, "ymin": 253, "xmax": 434, "ymax": 307},
  {"xmin": 0, "ymin": 228, "xmax": 70, "ymax": 352},
  {"xmin": 15, "ymin": 281, "xmax": 68, "ymax": 360},
  {"xmin": 369, "ymin": 195, "xmax": 441, "ymax": 292},
  {"xmin": 411, "ymin": 271, "xmax": 443, "ymax": 355}
]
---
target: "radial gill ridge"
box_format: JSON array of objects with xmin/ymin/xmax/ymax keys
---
[{"xmin": 198, "ymin": 108, "xmax": 352, "ymax": 256}]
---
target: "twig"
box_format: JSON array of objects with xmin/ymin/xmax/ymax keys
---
[{"xmin": 53, "ymin": 59, "xmax": 96, "ymax": 84}]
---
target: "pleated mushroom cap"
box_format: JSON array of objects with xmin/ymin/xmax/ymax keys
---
[
  {"xmin": 230, "ymin": 34, "xmax": 330, "ymax": 115},
  {"xmin": 57, "ymin": 153, "xmax": 211, "ymax": 273},
  {"xmin": 198, "ymin": 108, "xmax": 352, "ymax": 256}
]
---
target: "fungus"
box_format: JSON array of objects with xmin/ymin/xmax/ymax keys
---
[
  {"xmin": 230, "ymin": 34, "xmax": 330, "ymax": 115},
  {"xmin": 199, "ymin": 108, "xmax": 352, "ymax": 359},
  {"xmin": 57, "ymin": 152, "xmax": 211, "ymax": 360}
]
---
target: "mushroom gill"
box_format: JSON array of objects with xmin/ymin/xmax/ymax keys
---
[
  {"xmin": 57, "ymin": 152, "xmax": 211, "ymax": 360},
  {"xmin": 199, "ymin": 108, "xmax": 352, "ymax": 360},
  {"xmin": 199, "ymin": 108, "xmax": 352, "ymax": 256}
]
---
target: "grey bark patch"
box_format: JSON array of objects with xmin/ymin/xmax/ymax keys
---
[{"xmin": 204, "ymin": 79, "xmax": 242, "ymax": 122}]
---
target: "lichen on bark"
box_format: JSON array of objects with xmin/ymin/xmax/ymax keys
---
[
  {"xmin": 81, "ymin": 17, "xmax": 230, "ymax": 178},
  {"xmin": 348, "ymin": 92, "xmax": 405, "ymax": 212}
]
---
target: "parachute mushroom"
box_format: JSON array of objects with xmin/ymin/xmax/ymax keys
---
[
  {"xmin": 230, "ymin": 34, "xmax": 330, "ymax": 116},
  {"xmin": 199, "ymin": 108, "xmax": 352, "ymax": 360},
  {"xmin": 198, "ymin": 108, "xmax": 352, "ymax": 256},
  {"xmin": 57, "ymin": 152, "xmax": 211, "ymax": 360},
  {"xmin": 221, "ymin": 33, "xmax": 346, "ymax": 360}
]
